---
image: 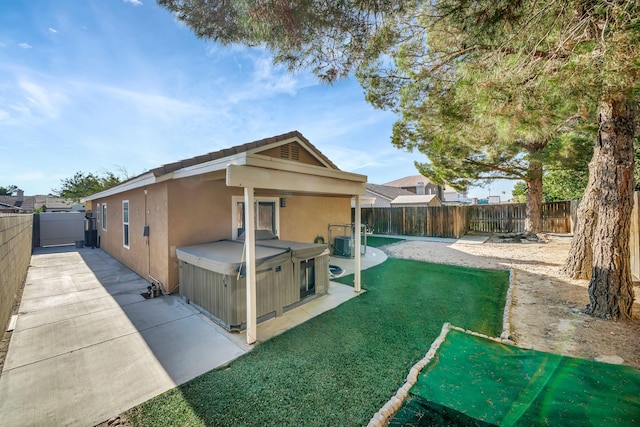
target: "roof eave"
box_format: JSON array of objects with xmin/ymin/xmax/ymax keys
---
[{"xmin": 81, "ymin": 172, "xmax": 157, "ymax": 202}]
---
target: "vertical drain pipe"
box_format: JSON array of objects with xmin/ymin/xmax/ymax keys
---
[{"xmin": 144, "ymin": 188, "xmax": 166, "ymax": 295}]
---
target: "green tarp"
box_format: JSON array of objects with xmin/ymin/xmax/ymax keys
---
[{"xmin": 391, "ymin": 328, "xmax": 640, "ymax": 426}]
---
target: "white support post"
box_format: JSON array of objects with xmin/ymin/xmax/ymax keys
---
[
  {"xmin": 244, "ymin": 187, "xmax": 257, "ymax": 345},
  {"xmin": 354, "ymin": 194, "xmax": 362, "ymax": 293}
]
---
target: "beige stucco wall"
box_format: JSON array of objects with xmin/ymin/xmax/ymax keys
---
[
  {"xmin": 279, "ymin": 195, "xmax": 351, "ymax": 243},
  {"xmin": 166, "ymin": 177, "xmax": 240, "ymax": 288},
  {"xmin": 94, "ymin": 183, "xmax": 169, "ymax": 291}
]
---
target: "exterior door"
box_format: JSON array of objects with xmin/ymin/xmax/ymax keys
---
[{"xmin": 233, "ymin": 197, "xmax": 279, "ymax": 239}]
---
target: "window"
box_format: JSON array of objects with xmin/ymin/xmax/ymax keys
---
[
  {"xmin": 96, "ymin": 204, "xmax": 101, "ymax": 224},
  {"xmin": 123, "ymin": 200, "xmax": 129, "ymax": 248},
  {"xmin": 232, "ymin": 196, "xmax": 279, "ymax": 240},
  {"xmin": 101, "ymin": 203, "xmax": 107, "ymax": 231}
]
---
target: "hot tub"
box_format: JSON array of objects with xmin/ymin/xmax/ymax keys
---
[{"xmin": 176, "ymin": 239, "xmax": 329, "ymax": 331}]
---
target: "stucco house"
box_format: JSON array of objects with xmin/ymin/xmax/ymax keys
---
[
  {"xmin": 385, "ymin": 175, "xmax": 472, "ymax": 205},
  {"xmin": 389, "ymin": 194, "xmax": 442, "ymax": 207},
  {"xmin": 384, "ymin": 175, "xmax": 443, "ymax": 198},
  {"xmin": 82, "ymin": 131, "xmax": 367, "ymax": 343},
  {"xmin": 359, "ymin": 183, "xmax": 416, "ymax": 208}
]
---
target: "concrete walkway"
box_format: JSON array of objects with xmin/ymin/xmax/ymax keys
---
[{"xmin": 0, "ymin": 246, "xmax": 384, "ymax": 426}]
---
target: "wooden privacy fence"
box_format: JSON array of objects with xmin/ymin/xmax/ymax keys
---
[
  {"xmin": 468, "ymin": 201, "xmax": 573, "ymax": 234},
  {"xmin": 355, "ymin": 201, "xmax": 574, "ymax": 238},
  {"xmin": 358, "ymin": 206, "xmax": 469, "ymax": 239}
]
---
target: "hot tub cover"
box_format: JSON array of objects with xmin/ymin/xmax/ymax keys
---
[
  {"xmin": 176, "ymin": 240, "xmax": 289, "ymax": 275},
  {"xmin": 255, "ymin": 239, "xmax": 328, "ymax": 261}
]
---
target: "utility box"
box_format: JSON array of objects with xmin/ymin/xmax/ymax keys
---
[{"xmin": 333, "ymin": 235, "xmax": 352, "ymax": 258}]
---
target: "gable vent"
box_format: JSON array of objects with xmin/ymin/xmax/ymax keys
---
[
  {"xmin": 280, "ymin": 144, "xmax": 290, "ymax": 159},
  {"xmin": 291, "ymin": 145, "xmax": 300, "ymax": 161}
]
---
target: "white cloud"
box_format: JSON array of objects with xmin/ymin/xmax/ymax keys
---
[
  {"xmin": 0, "ymin": 76, "xmax": 69, "ymax": 124},
  {"xmin": 48, "ymin": 27, "xmax": 58, "ymax": 34},
  {"xmin": 93, "ymin": 84, "xmax": 216, "ymax": 119},
  {"xmin": 323, "ymin": 145, "xmax": 381, "ymax": 172},
  {"xmin": 19, "ymin": 80, "xmax": 66, "ymax": 119},
  {"xmin": 124, "ymin": 0, "xmax": 143, "ymax": 6},
  {"xmin": 18, "ymin": 42, "xmax": 33, "ymax": 49},
  {"xmin": 225, "ymin": 53, "xmax": 317, "ymax": 104},
  {"xmin": 252, "ymin": 56, "xmax": 298, "ymax": 94}
]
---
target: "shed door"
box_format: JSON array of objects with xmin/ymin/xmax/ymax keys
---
[{"xmin": 300, "ymin": 259, "xmax": 315, "ymax": 298}]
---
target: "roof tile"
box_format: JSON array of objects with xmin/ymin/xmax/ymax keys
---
[{"xmin": 143, "ymin": 131, "xmax": 337, "ymax": 179}]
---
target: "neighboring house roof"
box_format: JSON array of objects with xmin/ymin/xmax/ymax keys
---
[
  {"xmin": 0, "ymin": 202, "xmax": 18, "ymax": 212},
  {"xmin": 390, "ymin": 194, "xmax": 442, "ymax": 206},
  {"xmin": 0, "ymin": 196, "xmax": 36, "ymax": 212},
  {"xmin": 384, "ymin": 175, "xmax": 434, "ymax": 187},
  {"xmin": 365, "ymin": 183, "xmax": 414, "ymax": 202},
  {"xmin": 0, "ymin": 195, "xmax": 87, "ymax": 212},
  {"xmin": 83, "ymin": 130, "xmax": 365, "ymax": 202},
  {"xmin": 34, "ymin": 195, "xmax": 84, "ymax": 211}
]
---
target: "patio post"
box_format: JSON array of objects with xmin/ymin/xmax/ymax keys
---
[
  {"xmin": 354, "ymin": 194, "xmax": 361, "ymax": 293},
  {"xmin": 244, "ymin": 186, "xmax": 257, "ymax": 345}
]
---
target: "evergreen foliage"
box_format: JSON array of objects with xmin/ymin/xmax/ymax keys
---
[
  {"xmin": 0, "ymin": 185, "xmax": 20, "ymax": 196},
  {"xmin": 53, "ymin": 171, "xmax": 122, "ymax": 201}
]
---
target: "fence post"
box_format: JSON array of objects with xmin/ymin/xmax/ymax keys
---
[{"xmin": 32, "ymin": 213, "xmax": 40, "ymax": 248}]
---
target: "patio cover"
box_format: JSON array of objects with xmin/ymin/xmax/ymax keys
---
[{"xmin": 225, "ymin": 152, "xmax": 366, "ymax": 345}]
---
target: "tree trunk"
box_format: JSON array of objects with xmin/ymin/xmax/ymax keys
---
[
  {"xmin": 585, "ymin": 96, "xmax": 636, "ymax": 320},
  {"xmin": 561, "ymin": 144, "xmax": 603, "ymax": 279},
  {"xmin": 524, "ymin": 162, "xmax": 543, "ymax": 235}
]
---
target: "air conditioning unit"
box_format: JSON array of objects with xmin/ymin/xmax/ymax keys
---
[{"xmin": 333, "ymin": 236, "xmax": 352, "ymax": 257}]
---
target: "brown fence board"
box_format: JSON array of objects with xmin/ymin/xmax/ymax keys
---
[{"xmin": 356, "ymin": 201, "xmax": 573, "ymax": 238}]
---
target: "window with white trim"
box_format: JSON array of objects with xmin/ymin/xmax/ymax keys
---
[
  {"xmin": 231, "ymin": 196, "xmax": 279, "ymax": 240},
  {"xmin": 96, "ymin": 203, "xmax": 101, "ymax": 224},
  {"xmin": 101, "ymin": 203, "xmax": 107, "ymax": 231},
  {"xmin": 123, "ymin": 200, "xmax": 129, "ymax": 248}
]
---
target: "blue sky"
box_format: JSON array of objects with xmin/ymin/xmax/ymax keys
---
[{"xmin": 0, "ymin": 0, "xmax": 514, "ymax": 199}]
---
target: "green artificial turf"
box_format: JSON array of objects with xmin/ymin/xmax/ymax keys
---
[
  {"xmin": 362, "ymin": 235, "xmax": 405, "ymax": 248},
  {"xmin": 394, "ymin": 329, "xmax": 640, "ymax": 426},
  {"xmin": 127, "ymin": 259, "xmax": 509, "ymax": 427}
]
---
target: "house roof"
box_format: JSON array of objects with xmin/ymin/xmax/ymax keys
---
[
  {"xmin": 390, "ymin": 194, "xmax": 441, "ymax": 205},
  {"xmin": 365, "ymin": 183, "xmax": 414, "ymax": 201},
  {"xmin": 34, "ymin": 196, "xmax": 84, "ymax": 210},
  {"xmin": 83, "ymin": 131, "xmax": 365, "ymax": 202},
  {"xmin": 384, "ymin": 175, "xmax": 434, "ymax": 188},
  {"xmin": 148, "ymin": 130, "xmax": 338, "ymax": 177},
  {"xmin": 0, "ymin": 195, "xmax": 82, "ymax": 212},
  {"xmin": 0, "ymin": 195, "xmax": 36, "ymax": 212},
  {"xmin": 385, "ymin": 176, "xmax": 468, "ymax": 194}
]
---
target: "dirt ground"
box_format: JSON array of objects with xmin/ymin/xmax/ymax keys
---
[{"xmin": 383, "ymin": 233, "xmax": 640, "ymax": 369}]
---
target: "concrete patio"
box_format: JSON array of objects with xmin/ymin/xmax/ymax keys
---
[{"xmin": 0, "ymin": 245, "xmax": 385, "ymax": 426}]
